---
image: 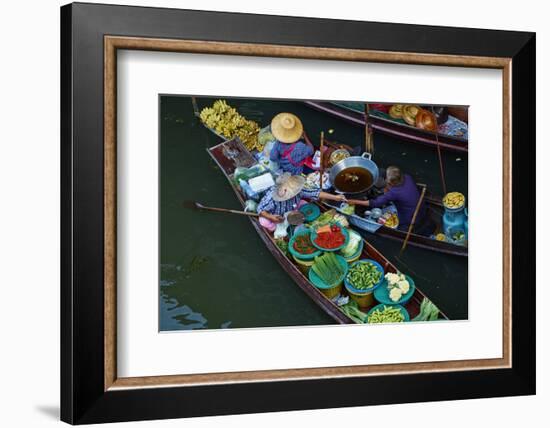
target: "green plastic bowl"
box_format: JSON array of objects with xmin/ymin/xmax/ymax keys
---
[
  {"xmin": 288, "ymin": 229, "xmax": 321, "ymax": 261},
  {"xmin": 366, "ymin": 303, "xmax": 410, "ymax": 323},
  {"xmin": 299, "ymin": 203, "xmax": 321, "ymax": 222},
  {"xmin": 339, "ymin": 234, "xmax": 364, "ymax": 261},
  {"xmin": 311, "ymin": 224, "xmax": 350, "ymax": 252},
  {"xmin": 344, "ymin": 259, "xmax": 385, "ymax": 294},
  {"xmin": 374, "ymin": 275, "xmax": 415, "ymax": 306},
  {"xmin": 308, "ymin": 255, "xmax": 349, "ymax": 289}
]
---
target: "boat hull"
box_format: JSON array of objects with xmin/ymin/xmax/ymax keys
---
[
  {"xmin": 207, "ymin": 138, "xmax": 448, "ymax": 322},
  {"xmin": 342, "ymin": 201, "xmax": 468, "ymax": 257},
  {"xmin": 304, "ymin": 100, "xmax": 468, "ymax": 153}
]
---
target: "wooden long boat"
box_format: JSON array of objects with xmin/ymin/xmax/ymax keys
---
[
  {"xmin": 207, "ymin": 138, "xmax": 448, "ymax": 323},
  {"xmin": 304, "ymin": 100, "xmax": 469, "ymax": 153},
  {"xmin": 320, "ymin": 138, "xmax": 468, "ymax": 257}
]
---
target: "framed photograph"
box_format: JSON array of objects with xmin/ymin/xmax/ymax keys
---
[{"xmin": 61, "ymin": 2, "xmax": 535, "ymax": 424}]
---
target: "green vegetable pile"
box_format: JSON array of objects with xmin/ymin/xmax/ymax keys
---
[
  {"xmin": 233, "ymin": 165, "xmax": 267, "ymax": 183},
  {"xmin": 340, "ymin": 300, "xmax": 367, "ymax": 323},
  {"xmin": 311, "ymin": 253, "xmax": 345, "ymax": 285},
  {"xmin": 412, "ymin": 298, "xmax": 440, "ymax": 321},
  {"xmin": 258, "ymin": 128, "xmax": 275, "ymax": 147},
  {"xmin": 311, "ymin": 209, "xmax": 336, "ymax": 228},
  {"xmin": 340, "ymin": 204, "xmax": 356, "ymax": 215},
  {"xmin": 452, "ymin": 231, "xmax": 465, "ymax": 241},
  {"xmin": 367, "ymin": 305, "xmax": 405, "ymax": 323},
  {"xmin": 275, "ymin": 238, "xmax": 288, "ymax": 256},
  {"xmin": 340, "ymin": 230, "xmax": 362, "ymax": 258},
  {"xmin": 347, "ymin": 261, "xmax": 382, "ymax": 290}
]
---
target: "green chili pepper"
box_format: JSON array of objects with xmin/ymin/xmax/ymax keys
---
[
  {"xmin": 346, "ymin": 262, "xmax": 382, "ymax": 290},
  {"xmin": 367, "ymin": 305, "xmax": 405, "ymax": 323}
]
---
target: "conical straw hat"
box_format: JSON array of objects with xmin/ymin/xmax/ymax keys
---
[
  {"xmin": 271, "ymin": 112, "xmax": 304, "ymax": 144},
  {"xmin": 272, "ymin": 173, "xmax": 306, "ymax": 202}
]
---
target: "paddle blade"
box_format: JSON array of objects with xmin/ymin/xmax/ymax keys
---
[{"xmin": 182, "ymin": 200, "xmax": 201, "ymax": 210}]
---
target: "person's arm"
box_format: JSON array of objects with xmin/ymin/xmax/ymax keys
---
[
  {"xmin": 307, "ymin": 144, "xmax": 314, "ymax": 157},
  {"xmin": 369, "ymin": 188, "xmax": 395, "ymax": 208},
  {"xmin": 300, "ymin": 187, "xmax": 321, "ymax": 200},
  {"xmin": 259, "ymin": 211, "xmax": 284, "ymax": 223},
  {"xmin": 256, "ymin": 191, "xmax": 283, "ymax": 223},
  {"xmin": 319, "ymin": 191, "xmax": 346, "ymax": 202},
  {"xmin": 301, "ymin": 187, "xmax": 346, "ymax": 202},
  {"xmin": 303, "ymin": 133, "xmax": 315, "ymax": 151},
  {"xmin": 302, "ymin": 139, "xmax": 314, "ymax": 156}
]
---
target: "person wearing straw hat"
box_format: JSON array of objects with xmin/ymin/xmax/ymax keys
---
[
  {"xmin": 257, "ymin": 172, "xmax": 345, "ymax": 227},
  {"xmin": 269, "ymin": 112, "xmax": 314, "ymax": 175}
]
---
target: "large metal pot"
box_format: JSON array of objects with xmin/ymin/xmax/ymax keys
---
[{"xmin": 329, "ymin": 152, "xmax": 379, "ymax": 195}]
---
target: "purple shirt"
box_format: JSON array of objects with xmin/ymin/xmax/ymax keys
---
[{"xmin": 369, "ymin": 174, "xmax": 426, "ymax": 228}]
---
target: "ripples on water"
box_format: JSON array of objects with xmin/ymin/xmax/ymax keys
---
[{"xmin": 160, "ymin": 264, "xmax": 234, "ymax": 330}]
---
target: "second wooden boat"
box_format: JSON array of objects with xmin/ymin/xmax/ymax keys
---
[
  {"xmin": 326, "ymin": 196, "xmax": 468, "ymax": 257},
  {"xmin": 304, "ymin": 100, "xmax": 469, "ymax": 153}
]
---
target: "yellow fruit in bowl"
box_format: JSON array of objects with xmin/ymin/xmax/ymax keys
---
[{"xmin": 442, "ymin": 192, "xmax": 465, "ymax": 209}]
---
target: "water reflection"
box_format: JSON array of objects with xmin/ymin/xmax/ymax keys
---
[
  {"xmin": 160, "ymin": 263, "xmax": 208, "ymax": 330},
  {"xmin": 160, "ymin": 263, "xmax": 237, "ymax": 330},
  {"xmin": 160, "ymin": 292, "xmax": 208, "ymax": 330}
]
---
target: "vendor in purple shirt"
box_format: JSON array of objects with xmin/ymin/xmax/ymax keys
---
[
  {"xmin": 363, "ymin": 166, "xmax": 431, "ymax": 234},
  {"xmin": 269, "ymin": 112, "xmax": 314, "ymax": 175}
]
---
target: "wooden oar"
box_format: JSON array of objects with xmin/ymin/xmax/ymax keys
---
[
  {"xmin": 188, "ymin": 201, "xmax": 260, "ymax": 217},
  {"xmin": 430, "ymin": 106, "xmax": 447, "ymax": 195},
  {"xmin": 400, "ymin": 185, "xmax": 427, "ymax": 255},
  {"xmin": 364, "ymin": 103, "xmax": 374, "ymax": 155},
  {"xmin": 191, "ymin": 97, "xmax": 200, "ymax": 117},
  {"xmin": 188, "ymin": 201, "xmax": 305, "ymax": 226}
]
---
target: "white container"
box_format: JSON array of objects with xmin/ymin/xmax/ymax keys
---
[{"xmin": 248, "ymin": 173, "xmax": 275, "ymax": 193}]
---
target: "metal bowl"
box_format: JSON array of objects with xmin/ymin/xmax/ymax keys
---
[
  {"xmin": 329, "ymin": 152, "xmax": 379, "ymax": 195},
  {"xmin": 329, "ymin": 149, "xmax": 350, "ymax": 166},
  {"xmin": 371, "ymin": 208, "xmax": 383, "ymax": 219}
]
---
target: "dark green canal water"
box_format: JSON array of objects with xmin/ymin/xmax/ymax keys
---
[{"xmin": 160, "ymin": 95, "xmax": 468, "ymax": 331}]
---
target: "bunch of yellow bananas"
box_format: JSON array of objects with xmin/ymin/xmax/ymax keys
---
[{"xmin": 199, "ymin": 100, "xmax": 260, "ymax": 150}]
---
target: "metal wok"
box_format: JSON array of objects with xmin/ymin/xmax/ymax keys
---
[{"xmin": 329, "ymin": 152, "xmax": 379, "ymax": 195}]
